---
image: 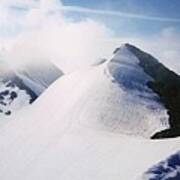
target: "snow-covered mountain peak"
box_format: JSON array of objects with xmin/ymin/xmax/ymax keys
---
[
  {"xmin": 0, "ymin": 44, "xmax": 179, "ymax": 180},
  {"xmin": 112, "ymin": 44, "xmax": 139, "ymax": 64},
  {"xmin": 107, "ymin": 43, "xmax": 153, "ymax": 92},
  {"xmin": 29, "ymin": 44, "xmax": 169, "ymax": 139},
  {"xmin": 109, "ymin": 43, "xmax": 180, "ymax": 139}
]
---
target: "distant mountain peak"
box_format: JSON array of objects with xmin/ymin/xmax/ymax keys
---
[{"xmin": 0, "ymin": 58, "xmax": 63, "ymax": 118}]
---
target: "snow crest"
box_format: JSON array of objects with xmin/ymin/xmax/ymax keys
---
[{"xmin": 0, "ymin": 45, "xmax": 177, "ymax": 180}]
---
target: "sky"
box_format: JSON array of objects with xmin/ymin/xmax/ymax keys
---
[
  {"xmin": 62, "ymin": 0, "xmax": 180, "ymax": 36},
  {"xmin": 0, "ymin": 0, "xmax": 180, "ymax": 73}
]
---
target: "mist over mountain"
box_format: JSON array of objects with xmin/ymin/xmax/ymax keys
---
[
  {"xmin": 15, "ymin": 59, "xmax": 64, "ymax": 95},
  {"xmin": 0, "ymin": 57, "xmax": 63, "ymax": 118}
]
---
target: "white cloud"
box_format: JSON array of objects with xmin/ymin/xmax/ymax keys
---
[
  {"xmin": 2, "ymin": 1, "xmax": 113, "ymax": 72},
  {"xmin": 0, "ymin": 0, "xmax": 38, "ymax": 8},
  {"xmin": 40, "ymin": 0, "xmax": 62, "ymax": 12},
  {"xmin": 4, "ymin": 19, "xmax": 113, "ymax": 72},
  {"xmin": 1, "ymin": 0, "xmax": 180, "ymax": 75}
]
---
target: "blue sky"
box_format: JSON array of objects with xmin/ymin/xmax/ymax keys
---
[
  {"xmin": 0, "ymin": 0, "xmax": 180, "ymax": 37},
  {"xmin": 63, "ymin": 0, "xmax": 180, "ymax": 18},
  {"xmin": 62, "ymin": 0, "xmax": 180, "ymax": 37}
]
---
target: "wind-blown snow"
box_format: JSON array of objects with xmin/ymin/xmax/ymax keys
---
[
  {"xmin": 15, "ymin": 60, "xmax": 64, "ymax": 95},
  {"xmin": 0, "ymin": 45, "xmax": 178, "ymax": 180}
]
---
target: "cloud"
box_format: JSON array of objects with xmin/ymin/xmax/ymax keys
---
[
  {"xmin": 1, "ymin": 0, "xmax": 180, "ymax": 75},
  {"xmin": 40, "ymin": 0, "xmax": 62, "ymax": 11},
  {"xmin": 4, "ymin": 19, "xmax": 113, "ymax": 72},
  {"xmin": 2, "ymin": 1, "xmax": 114, "ymax": 72},
  {"xmin": 0, "ymin": 0, "xmax": 38, "ymax": 8}
]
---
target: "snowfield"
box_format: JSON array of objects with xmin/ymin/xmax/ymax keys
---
[
  {"xmin": 139, "ymin": 151, "xmax": 180, "ymax": 180},
  {"xmin": 0, "ymin": 45, "xmax": 179, "ymax": 180}
]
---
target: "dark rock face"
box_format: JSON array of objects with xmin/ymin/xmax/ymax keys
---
[
  {"xmin": 0, "ymin": 90, "xmax": 9, "ymax": 96},
  {"xmin": 5, "ymin": 111, "xmax": 11, "ymax": 115},
  {"xmin": 9, "ymin": 75, "xmax": 37, "ymax": 103},
  {"xmin": 124, "ymin": 44, "xmax": 180, "ymax": 139},
  {"xmin": 10, "ymin": 91, "xmax": 17, "ymax": 100},
  {"xmin": 0, "ymin": 73, "xmax": 38, "ymax": 116}
]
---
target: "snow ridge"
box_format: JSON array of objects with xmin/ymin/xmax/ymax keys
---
[{"xmin": 0, "ymin": 44, "xmax": 179, "ymax": 180}]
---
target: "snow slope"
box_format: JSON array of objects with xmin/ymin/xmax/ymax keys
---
[
  {"xmin": 140, "ymin": 151, "xmax": 180, "ymax": 180},
  {"xmin": 29, "ymin": 45, "xmax": 169, "ymax": 138},
  {"xmin": 0, "ymin": 45, "xmax": 179, "ymax": 180}
]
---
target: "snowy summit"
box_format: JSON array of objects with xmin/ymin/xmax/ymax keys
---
[{"xmin": 0, "ymin": 44, "xmax": 179, "ymax": 180}]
